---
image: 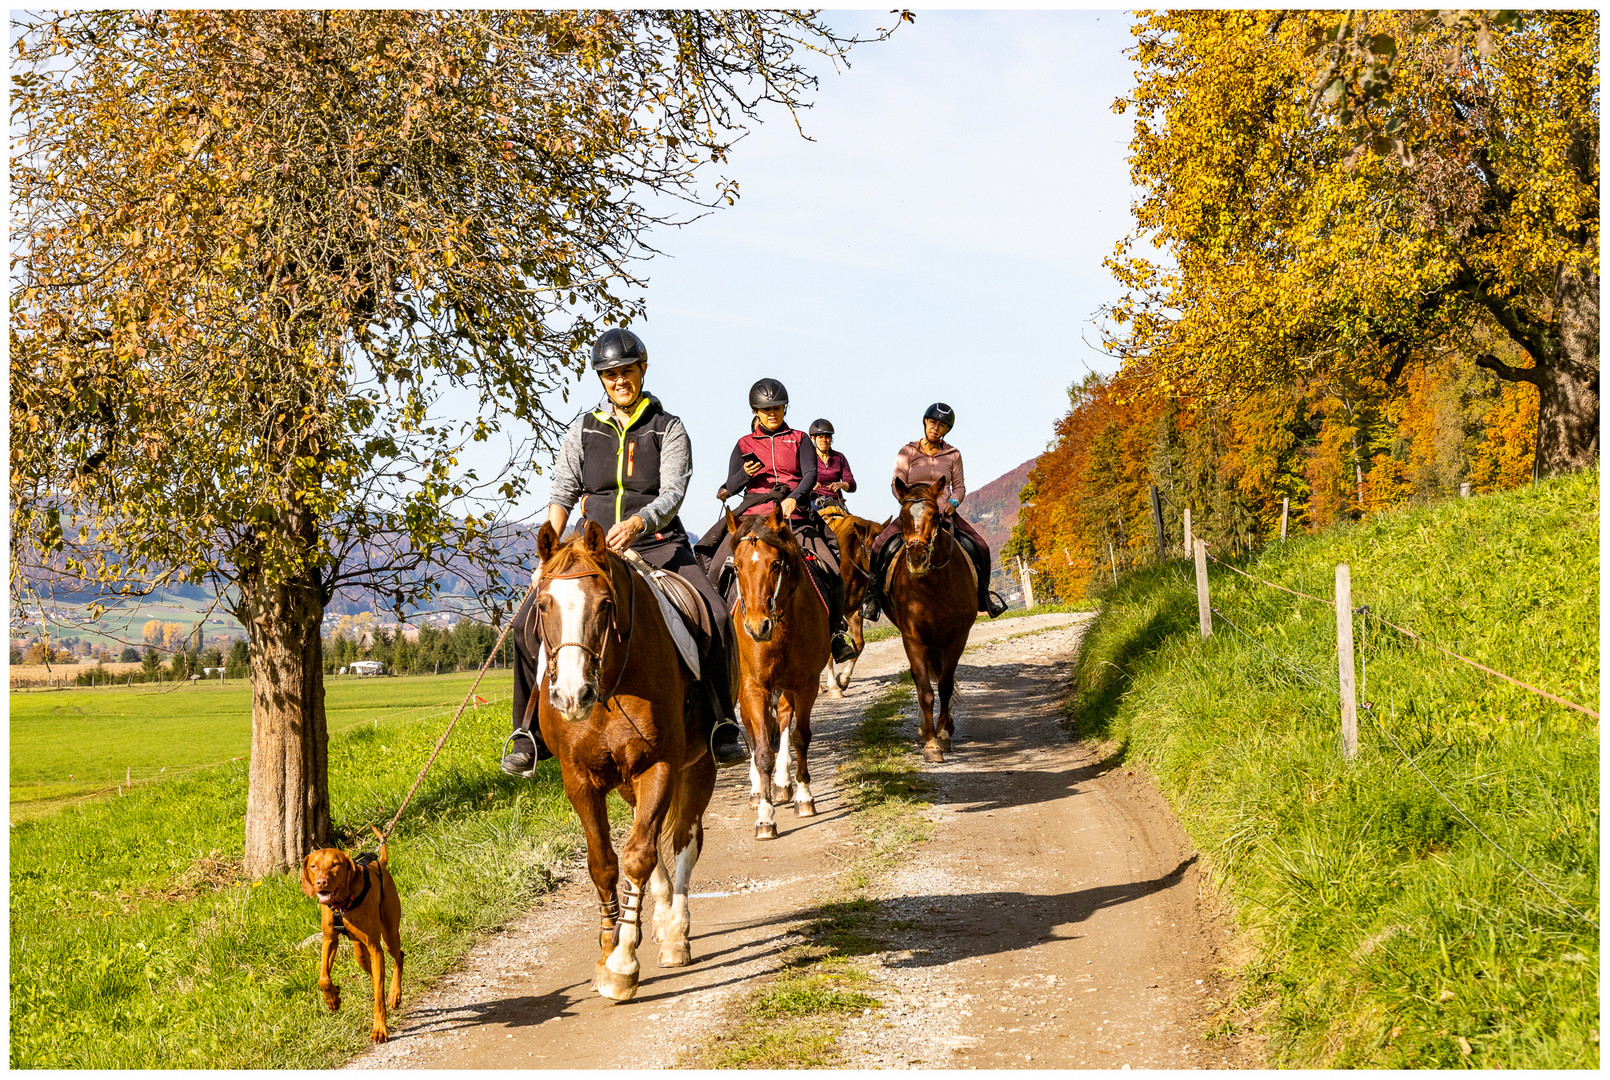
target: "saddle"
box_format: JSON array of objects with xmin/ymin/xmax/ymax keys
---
[{"xmin": 619, "ymin": 550, "xmax": 705, "ymax": 678}]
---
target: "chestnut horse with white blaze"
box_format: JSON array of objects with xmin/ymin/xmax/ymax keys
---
[
  {"xmin": 818, "ymin": 504, "xmax": 885, "ymax": 697},
  {"xmin": 883, "ymin": 478, "xmax": 976, "ymax": 762},
  {"xmin": 528, "ymin": 520, "xmax": 716, "ymax": 1002},
  {"xmin": 725, "ymin": 506, "xmax": 830, "ymax": 839}
]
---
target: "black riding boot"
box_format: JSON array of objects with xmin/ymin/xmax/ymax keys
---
[
  {"xmin": 972, "ymin": 551, "xmax": 1008, "ymax": 618},
  {"xmin": 820, "ymin": 569, "xmax": 858, "ymax": 662},
  {"xmin": 860, "ymin": 539, "xmax": 898, "ymax": 622},
  {"xmin": 703, "ymin": 642, "xmax": 748, "ymax": 767}
]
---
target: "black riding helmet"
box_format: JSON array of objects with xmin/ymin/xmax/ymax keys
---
[
  {"xmin": 808, "ymin": 418, "xmax": 834, "ymax": 437},
  {"xmin": 749, "ymin": 378, "xmax": 789, "ymax": 410},
  {"xmin": 591, "ymin": 328, "xmax": 648, "ymax": 372},
  {"xmin": 923, "ymin": 402, "xmax": 956, "ymax": 431}
]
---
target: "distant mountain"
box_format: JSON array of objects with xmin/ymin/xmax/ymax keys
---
[{"xmin": 960, "ymin": 457, "xmax": 1036, "ymax": 559}]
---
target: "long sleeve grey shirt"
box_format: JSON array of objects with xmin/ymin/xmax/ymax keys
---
[{"xmin": 547, "ymin": 395, "xmax": 692, "ymax": 534}]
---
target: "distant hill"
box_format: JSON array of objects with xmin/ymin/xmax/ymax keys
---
[{"xmin": 960, "ymin": 457, "xmax": 1036, "ymax": 559}]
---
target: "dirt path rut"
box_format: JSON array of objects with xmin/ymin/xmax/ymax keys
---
[{"xmin": 346, "ymin": 612, "xmax": 1259, "ymax": 1070}]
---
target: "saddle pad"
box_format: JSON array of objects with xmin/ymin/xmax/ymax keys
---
[{"xmin": 621, "ymin": 552, "xmax": 702, "ymax": 679}]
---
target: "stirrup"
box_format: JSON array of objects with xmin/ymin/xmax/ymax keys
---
[
  {"xmin": 710, "ymin": 717, "xmax": 748, "ymax": 767},
  {"xmin": 500, "ymin": 729, "xmax": 540, "ymax": 778},
  {"xmin": 984, "ymin": 590, "xmax": 1009, "ymax": 619},
  {"xmin": 831, "ymin": 631, "xmax": 859, "ymax": 663}
]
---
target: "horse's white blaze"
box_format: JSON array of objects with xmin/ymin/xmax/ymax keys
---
[{"xmin": 546, "ymin": 578, "xmax": 592, "ymax": 712}]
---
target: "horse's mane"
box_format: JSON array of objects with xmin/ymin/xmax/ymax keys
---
[
  {"xmin": 734, "ymin": 512, "xmax": 804, "ymax": 562},
  {"xmin": 543, "ymin": 536, "xmax": 621, "ymax": 597}
]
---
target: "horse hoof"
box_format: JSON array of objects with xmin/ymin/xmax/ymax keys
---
[
  {"xmin": 749, "ymin": 792, "xmax": 761, "ymax": 810},
  {"xmin": 596, "ymin": 967, "xmax": 640, "ymax": 1002},
  {"xmin": 922, "ymin": 746, "xmax": 945, "ymax": 763},
  {"xmin": 937, "ymin": 736, "xmax": 952, "ymax": 752},
  {"xmin": 658, "ymin": 943, "xmax": 693, "ymax": 968},
  {"xmin": 755, "ymin": 822, "xmax": 778, "ymax": 840},
  {"xmin": 795, "ymin": 800, "xmax": 816, "ymax": 818},
  {"xmin": 828, "ymin": 687, "xmax": 844, "ymax": 699}
]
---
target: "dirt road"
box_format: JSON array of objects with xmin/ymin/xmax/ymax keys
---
[{"xmin": 347, "ymin": 612, "xmax": 1259, "ymax": 1070}]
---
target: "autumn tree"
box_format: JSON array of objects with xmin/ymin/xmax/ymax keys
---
[
  {"xmin": 11, "ymin": 9, "xmax": 905, "ymax": 874},
  {"xmin": 1104, "ymin": 9, "xmax": 1597, "ymax": 478}
]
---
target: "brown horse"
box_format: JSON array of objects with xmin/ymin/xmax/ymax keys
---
[
  {"xmin": 818, "ymin": 504, "xmax": 885, "ymax": 697},
  {"xmin": 529, "ymin": 520, "xmax": 716, "ymax": 1001},
  {"xmin": 883, "ymin": 478, "xmax": 976, "ymax": 763},
  {"xmin": 725, "ymin": 506, "xmax": 830, "ymax": 838}
]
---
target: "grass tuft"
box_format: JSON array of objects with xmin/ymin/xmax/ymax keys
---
[{"xmin": 1066, "ymin": 468, "xmax": 1599, "ymax": 1068}]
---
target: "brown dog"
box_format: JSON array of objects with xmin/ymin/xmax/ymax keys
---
[{"xmin": 300, "ymin": 825, "xmax": 404, "ymax": 1042}]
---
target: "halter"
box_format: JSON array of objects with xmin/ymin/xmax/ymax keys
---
[
  {"xmin": 735, "ymin": 532, "xmax": 790, "ymax": 623},
  {"xmin": 535, "ymin": 559, "xmax": 636, "ymax": 713},
  {"xmin": 900, "ymin": 498, "xmax": 957, "ymax": 571}
]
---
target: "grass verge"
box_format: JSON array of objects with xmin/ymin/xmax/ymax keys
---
[
  {"xmin": 9, "ymin": 678, "xmax": 625, "ymax": 1068},
  {"xmin": 684, "ymin": 671, "xmax": 931, "ymax": 1068},
  {"xmin": 1066, "ymin": 469, "xmax": 1599, "ymax": 1068}
]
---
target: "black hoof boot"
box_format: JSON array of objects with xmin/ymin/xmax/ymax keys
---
[{"xmin": 710, "ymin": 718, "xmax": 748, "ymax": 767}]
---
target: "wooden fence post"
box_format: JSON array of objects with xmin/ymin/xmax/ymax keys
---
[
  {"xmin": 1335, "ymin": 563, "xmax": 1358, "ymax": 760},
  {"xmin": 1193, "ymin": 540, "xmax": 1212, "ymax": 638},
  {"xmin": 1149, "ymin": 485, "xmax": 1166, "ymax": 561},
  {"xmin": 1016, "ymin": 556, "xmax": 1036, "ymax": 610},
  {"xmin": 1280, "ymin": 497, "xmax": 1289, "ymax": 542},
  {"xmin": 1183, "ymin": 507, "xmax": 1193, "ymax": 557}
]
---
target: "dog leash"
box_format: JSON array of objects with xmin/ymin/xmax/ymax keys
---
[{"xmin": 377, "ymin": 581, "xmax": 536, "ymax": 847}]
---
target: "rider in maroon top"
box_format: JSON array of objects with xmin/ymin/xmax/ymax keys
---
[
  {"xmin": 807, "ymin": 418, "xmax": 857, "ymax": 507},
  {"xmin": 709, "ymin": 379, "xmax": 858, "ymax": 663}
]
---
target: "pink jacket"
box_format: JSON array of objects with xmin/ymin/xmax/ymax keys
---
[{"xmin": 891, "ymin": 439, "xmax": 965, "ymax": 506}]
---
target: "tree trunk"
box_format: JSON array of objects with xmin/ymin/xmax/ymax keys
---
[
  {"xmin": 1535, "ymin": 262, "xmax": 1600, "ymax": 477},
  {"xmin": 242, "ymin": 564, "xmax": 332, "ymax": 877}
]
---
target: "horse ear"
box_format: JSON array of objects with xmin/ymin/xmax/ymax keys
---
[
  {"xmin": 893, "ymin": 478, "xmax": 909, "ymax": 501},
  {"xmin": 766, "ymin": 504, "xmax": 784, "ymax": 529},
  {"xmin": 583, "ymin": 519, "xmax": 609, "ymax": 557},
  {"xmin": 933, "ymin": 476, "xmax": 949, "ymax": 500},
  {"xmin": 536, "ymin": 522, "xmax": 559, "ymax": 564},
  {"xmin": 725, "ymin": 507, "xmax": 739, "ymax": 535}
]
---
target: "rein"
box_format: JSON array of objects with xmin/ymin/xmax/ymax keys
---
[
  {"xmin": 536, "ymin": 559, "xmax": 638, "ymax": 713},
  {"xmin": 735, "ymin": 533, "xmax": 791, "ymax": 622},
  {"xmin": 900, "ymin": 499, "xmax": 958, "ymax": 571}
]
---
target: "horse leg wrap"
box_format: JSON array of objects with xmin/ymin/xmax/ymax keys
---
[
  {"xmin": 598, "ymin": 896, "xmax": 620, "ymax": 953},
  {"xmin": 598, "ymin": 881, "xmax": 644, "ymax": 999}
]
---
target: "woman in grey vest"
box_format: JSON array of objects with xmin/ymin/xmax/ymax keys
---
[{"xmin": 501, "ymin": 328, "xmax": 745, "ymax": 776}]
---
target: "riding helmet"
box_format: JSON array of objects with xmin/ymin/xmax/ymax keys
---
[
  {"xmin": 748, "ymin": 378, "xmax": 789, "ymax": 410},
  {"xmin": 808, "ymin": 418, "xmax": 835, "ymax": 437},
  {"xmin": 590, "ymin": 328, "xmax": 648, "ymax": 372},
  {"xmin": 923, "ymin": 402, "xmax": 956, "ymax": 431}
]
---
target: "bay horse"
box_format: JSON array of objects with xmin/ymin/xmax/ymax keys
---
[
  {"xmin": 817, "ymin": 503, "xmax": 886, "ymax": 697},
  {"xmin": 725, "ymin": 505, "xmax": 830, "ymax": 838},
  {"xmin": 528, "ymin": 519, "xmax": 716, "ymax": 1001},
  {"xmin": 883, "ymin": 478, "xmax": 976, "ymax": 763}
]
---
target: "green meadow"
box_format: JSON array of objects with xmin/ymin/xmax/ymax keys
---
[
  {"xmin": 11, "ymin": 670, "xmax": 516, "ymax": 807},
  {"xmin": 8, "ymin": 668, "xmax": 613, "ymax": 1069},
  {"xmin": 1069, "ymin": 468, "xmax": 1599, "ymax": 1068}
]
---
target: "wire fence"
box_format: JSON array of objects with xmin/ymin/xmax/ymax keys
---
[{"xmin": 1194, "ymin": 547, "xmax": 1598, "ymax": 932}]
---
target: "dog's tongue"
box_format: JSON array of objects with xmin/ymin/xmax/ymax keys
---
[{"xmin": 317, "ymin": 890, "xmax": 334, "ymax": 903}]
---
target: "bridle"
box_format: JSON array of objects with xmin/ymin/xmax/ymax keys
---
[
  {"xmin": 900, "ymin": 497, "xmax": 957, "ymax": 571},
  {"xmin": 533, "ymin": 559, "xmax": 637, "ymax": 714},
  {"xmin": 734, "ymin": 532, "xmax": 790, "ymax": 624}
]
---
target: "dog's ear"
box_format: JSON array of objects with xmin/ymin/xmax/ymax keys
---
[
  {"xmin": 337, "ymin": 852, "xmax": 358, "ymax": 900},
  {"xmin": 299, "ymin": 853, "xmax": 318, "ymax": 899}
]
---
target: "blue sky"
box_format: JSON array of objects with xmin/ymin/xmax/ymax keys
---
[{"xmin": 507, "ymin": 9, "xmax": 1141, "ymax": 535}]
